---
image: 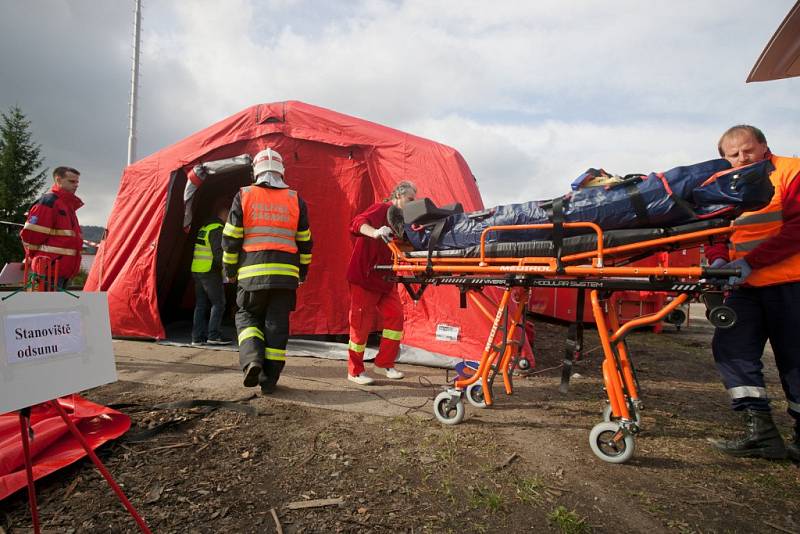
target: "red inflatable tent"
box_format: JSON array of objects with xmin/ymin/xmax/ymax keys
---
[{"xmin": 85, "ymin": 101, "xmax": 519, "ymax": 364}]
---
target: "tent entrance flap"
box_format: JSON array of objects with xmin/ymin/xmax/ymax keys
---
[{"xmin": 156, "ymin": 167, "xmax": 252, "ymax": 327}]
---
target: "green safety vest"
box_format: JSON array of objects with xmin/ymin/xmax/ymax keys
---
[{"xmin": 191, "ymin": 222, "xmax": 223, "ymax": 273}]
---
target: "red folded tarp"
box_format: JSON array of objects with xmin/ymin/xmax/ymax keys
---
[{"xmin": 0, "ymin": 395, "xmax": 130, "ymax": 500}]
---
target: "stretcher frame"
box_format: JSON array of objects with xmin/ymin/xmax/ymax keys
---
[{"xmin": 379, "ymin": 220, "xmax": 739, "ymax": 464}]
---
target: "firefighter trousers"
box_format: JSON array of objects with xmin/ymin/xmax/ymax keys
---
[
  {"xmin": 712, "ymin": 282, "xmax": 800, "ymax": 421},
  {"xmin": 235, "ymin": 287, "xmax": 296, "ymax": 388},
  {"xmin": 347, "ymin": 283, "xmax": 404, "ymax": 377}
]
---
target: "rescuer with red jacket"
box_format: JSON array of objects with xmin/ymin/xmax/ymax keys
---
[
  {"xmin": 345, "ymin": 181, "xmax": 416, "ymax": 385},
  {"xmin": 706, "ymin": 125, "xmax": 800, "ymax": 461},
  {"xmin": 20, "ymin": 166, "xmax": 84, "ymax": 288},
  {"xmin": 222, "ymin": 148, "xmax": 312, "ymax": 395}
]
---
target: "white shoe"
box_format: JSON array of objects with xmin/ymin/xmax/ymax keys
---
[
  {"xmin": 348, "ymin": 373, "xmax": 375, "ymax": 385},
  {"xmin": 384, "ymin": 367, "xmax": 404, "ymax": 380}
]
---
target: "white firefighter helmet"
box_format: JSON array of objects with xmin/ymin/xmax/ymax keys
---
[{"xmin": 253, "ymin": 147, "xmax": 288, "ymax": 188}]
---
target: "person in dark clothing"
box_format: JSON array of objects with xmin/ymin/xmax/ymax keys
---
[
  {"xmin": 706, "ymin": 125, "xmax": 800, "ymax": 461},
  {"xmin": 222, "ymin": 148, "xmax": 313, "ymax": 394},
  {"xmin": 191, "ymin": 201, "xmax": 232, "ymax": 346}
]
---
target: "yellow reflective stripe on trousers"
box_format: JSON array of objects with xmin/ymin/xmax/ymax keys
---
[
  {"xmin": 238, "ymin": 327, "xmax": 264, "ymax": 344},
  {"xmin": 222, "ymin": 251, "xmax": 239, "ymax": 264},
  {"xmin": 238, "ymin": 263, "xmax": 300, "ymax": 279},
  {"xmin": 223, "ymin": 223, "xmax": 244, "ymax": 238},
  {"xmin": 295, "ymin": 229, "xmax": 311, "ymax": 241},
  {"xmin": 265, "ymin": 347, "xmax": 286, "ymax": 361},
  {"xmin": 348, "ymin": 340, "xmax": 366, "ymax": 353},
  {"xmin": 299, "ymin": 253, "xmax": 312, "ymax": 265},
  {"xmin": 382, "ymin": 328, "xmax": 403, "ymax": 341}
]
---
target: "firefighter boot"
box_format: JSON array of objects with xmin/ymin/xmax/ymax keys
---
[
  {"xmin": 787, "ymin": 423, "xmax": 800, "ymax": 462},
  {"xmin": 710, "ymin": 409, "xmax": 787, "ymax": 459}
]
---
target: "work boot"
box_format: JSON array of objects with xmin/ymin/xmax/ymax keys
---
[
  {"xmin": 787, "ymin": 424, "xmax": 800, "ymax": 462},
  {"xmin": 242, "ymin": 362, "xmax": 262, "ymax": 388},
  {"xmin": 710, "ymin": 409, "xmax": 787, "ymax": 460}
]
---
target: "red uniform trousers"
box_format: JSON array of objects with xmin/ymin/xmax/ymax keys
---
[{"xmin": 347, "ymin": 283, "xmax": 404, "ymax": 376}]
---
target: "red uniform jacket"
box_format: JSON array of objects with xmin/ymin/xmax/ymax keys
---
[
  {"xmin": 347, "ymin": 202, "xmax": 394, "ymax": 294},
  {"xmin": 20, "ymin": 186, "xmax": 84, "ymax": 278}
]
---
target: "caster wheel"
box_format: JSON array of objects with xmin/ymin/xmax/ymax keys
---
[
  {"xmin": 706, "ymin": 305, "xmax": 737, "ymax": 329},
  {"xmin": 465, "ymin": 381, "xmax": 487, "ymax": 408},
  {"xmin": 602, "ymin": 403, "xmax": 641, "ymax": 425},
  {"xmin": 517, "ymin": 357, "xmax": 531, "ymax": 371},
  {"xmin": 589, "ymin": 422, "xmax": 636, "ymax": 464},
  {"xmin": 433, "ymin": 391, "xmax": 465, "ymax": 425}
]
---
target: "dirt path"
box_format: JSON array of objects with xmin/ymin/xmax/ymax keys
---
[{"xmin": 1, "ymin": 319, "xmax": 798, "ymax": 533}]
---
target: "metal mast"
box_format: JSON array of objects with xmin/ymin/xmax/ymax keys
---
[{"xmin": 126, "ymin": 0, "xmax": 142, "ymax": 166}]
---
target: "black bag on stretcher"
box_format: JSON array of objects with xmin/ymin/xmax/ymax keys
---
[{"xmin": 404, "ymin": 158, "xmax": 775, "ymax": 251}]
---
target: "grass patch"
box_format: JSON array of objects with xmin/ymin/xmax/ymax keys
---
[
  {"xmin": 548, "ymin": 506, "xmax": 590, "ymax": 534},
  {"xmin": 470, "ymin": 485, "xmax": 505, "ymax": 513}
]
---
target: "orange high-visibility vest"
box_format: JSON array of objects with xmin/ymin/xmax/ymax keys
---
[
  {"xmin": 729, "ymin": 155, "xmax": 800, "ymax": 286},
  {"xmin": 240, "ymin": 186, "xmax": 300, "ymax": 253}
]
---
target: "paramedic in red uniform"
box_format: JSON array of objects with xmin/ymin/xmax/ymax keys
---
[
  {"xmin": 20, "ymin": 166, "xmax": 83, "ymax": 289},
  {"xmin": 706, "ymin": 125, "xmax": 800, "ymax": 461},
  {"xmin": 346, "ymin": 181, "xmax": 416, "ymax": 385},
  {"xmin": 222, "ymin": 148, "xmax": 312, "ymax": 395}
]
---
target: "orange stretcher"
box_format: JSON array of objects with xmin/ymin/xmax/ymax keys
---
[{"xmin": 377, "ymin": 205, "xmax": 741, "ymax": 464}]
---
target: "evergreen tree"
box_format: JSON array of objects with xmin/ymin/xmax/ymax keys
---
[{"xmin": 0, "ymin": 106, "xmax": 46, "ymax": 265}]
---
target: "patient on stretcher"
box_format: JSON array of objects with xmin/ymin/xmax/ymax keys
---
[{"xmin": 394, "ymin": 158, "xmax": 774, "ymax": 253}]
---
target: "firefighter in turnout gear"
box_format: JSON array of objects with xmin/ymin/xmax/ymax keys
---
[
  {"xmin": 706, "ymin": 125, "xmax": 800, "ymax": 461},
  {"xmin": 222, "ymin": 148, "xmax": 312, "ymax": 394}
]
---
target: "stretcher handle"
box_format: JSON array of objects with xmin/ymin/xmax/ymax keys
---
[
  {"xmin": 703, "ymin": 267, "xmax": 741, "ymax": 278},
  {"xmin": 479, "ymin": 221, "xmax": 605, "ymax": 265}
]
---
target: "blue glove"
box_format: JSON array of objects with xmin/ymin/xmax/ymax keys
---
[{"xmin": 722, "ymin": 258, "xmax": 752, "ymax": 286}]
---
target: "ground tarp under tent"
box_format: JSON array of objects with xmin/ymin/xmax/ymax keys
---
[{"xmin": 85, "ymin": 100, "xmax": 523, "ymax": 366}]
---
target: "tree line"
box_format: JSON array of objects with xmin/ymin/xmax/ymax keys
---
[{"xmin": 0, "ymin": 106, "xmax": 48, "ymax": 266}]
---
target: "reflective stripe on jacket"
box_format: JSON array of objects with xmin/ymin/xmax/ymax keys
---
[
  {"xmin": 730, "ymin": 155, "xmax": 800, "ymax": 286},
  {"xmin": 241, "ymin": 187, "xmax": 299, "ymax": 253},
  {"xmin": 191, "ymin": 222, "xmax": 223, "ymax": 273}
]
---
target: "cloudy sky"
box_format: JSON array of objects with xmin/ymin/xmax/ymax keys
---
[{"xmin": 1, "ymin": 0, "xmax": 799, "ymax": 226}]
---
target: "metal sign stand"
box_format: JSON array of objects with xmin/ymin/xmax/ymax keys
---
[{"xmin": 6, "ymin": 257, "xmax": 152, "ymax": 534}]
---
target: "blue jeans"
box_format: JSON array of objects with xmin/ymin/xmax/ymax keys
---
[{"xmin": 192, "ymin": 272, "xmax": 226, "ymax": 341}]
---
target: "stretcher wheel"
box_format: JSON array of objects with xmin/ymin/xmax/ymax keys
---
[
  {"xmin": 589, "ymin": 422, "xmax": 636, "ymax": 464},
  {"xmin": 465, "ymin": 381, "xmax": 486, "ymax": 408},
  {"xmin": 706, "ymin": 305, "xmax": 737, "ymax": 329},
  {"xmin": 602, "ymin": 403, "xmax": 641, "ymax": 425},
  {"xmin": 517, "ymin": 357, "xmax": 531, "ymax": 371},
  {"xmin": 433, "ymin": 391, "xmax": 465, "ymax": 425}
]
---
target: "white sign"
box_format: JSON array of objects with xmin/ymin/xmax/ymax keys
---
[
  {"xmin": 6, "ymin": 311, "xmax": 85, "ymax": 364},
  {"xmin": 435, "ymin": 323, "xmax": 460, "ymax": 342},
  {"xmin": 0, "ymin": 292, "xmax": 117, "ymax": 413}
]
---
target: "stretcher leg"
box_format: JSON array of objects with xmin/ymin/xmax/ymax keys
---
[{"xmin": 606, "ymin": 299, "xmax": 641, "ymax": 408}]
